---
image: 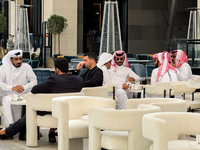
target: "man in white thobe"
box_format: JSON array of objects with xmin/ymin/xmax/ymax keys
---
[
  {"xmin": 170, "ymin": 50, "xmax": 193, "ymax": 81},
  {"xmin": 151, "ymin": 51, "xmax": 178, "ymax": 86},
  {"xmin": 109, "ymin": 50, "xmax": 141, "ymax": 99},
  {"xmin": 0, "ymin": 50, "xmax": 37, "ymax": 127},
  {"xmin": 97, "ymin": 52, "xmax": 128, "ymax": 109}
]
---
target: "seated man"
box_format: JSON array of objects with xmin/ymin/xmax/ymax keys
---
[
  {"xmin": 0, "ymin": 58, "xmax": 84, "ymax": 142},
  {"xmin": 73, "ymin": 52, "xmax": 103, "ymax": 87},
  {"xmin": 97, "ymin": 52, "xmax": 128, "ymax": 109},
  {"xmin": 170, "ymin": 50, "xmax": 193, "ymax": 81},
  {"xmin": 151, "ymin": 51, "xmax": 178, "ymax": 86},
  {"xmin": 0, "ymin": 50, "xmax": 37, "ymax": 127},
  {"xmin": 109, "ymin": 50, "xmax": 141, "ymax": 99}
]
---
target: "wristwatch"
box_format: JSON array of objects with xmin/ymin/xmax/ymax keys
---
[{"xmin": 75, "ymin": 68, "xmax": 79, "ymax": 72}]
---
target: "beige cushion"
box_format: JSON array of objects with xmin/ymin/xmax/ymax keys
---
[
  {"xmin": 69, "ymin": 119, "xmax": 88, "ymax": 139},
  {"xmin": 101, "ymin": 131, "xmax": 128, "ymax": 149},
  {"xmin": 150, "ymin": 140, "xmax": 193, "ymax": 150},
  {"xmin": 37, "ymin": 115, "xmax": 58, "ymax": 128}
]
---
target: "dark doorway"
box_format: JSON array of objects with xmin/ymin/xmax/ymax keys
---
[
  {"xmin": 0, "ymin": 0, "xmax": 8, "ymax": 48},
  {"xmin": 83, "ymin": 0, "xmax": 128, "ymax": 55},
  {"xmin": 83, "ymin": 0, "xmax": 102, "ymax": 55},
  {"xmin": 24, "ymin": 0, "xmax": 42, "ymax": 49}
]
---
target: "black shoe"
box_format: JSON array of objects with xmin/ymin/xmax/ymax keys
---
[
  {"xmin": 48, "ymin": 131, "xmax": 56, "ymax": 143},
  {"xmin": 0, "ymin": 134, "xmax": 6, "ymax": 140},
  {"xmin": 0, "ymin": 128, "xmax": 6, "ymax": 140},
  {"xmin": 55, "ymin": 132, "xmax": 58, "ymax": 136},
  {"xmin": 6, "ymin": 136, "xmax": 13, "ymax": 140}
]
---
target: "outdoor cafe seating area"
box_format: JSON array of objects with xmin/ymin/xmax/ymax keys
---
[{"xmin": 1, "ymin": 51, "xmax": 200, "ymax": 150}]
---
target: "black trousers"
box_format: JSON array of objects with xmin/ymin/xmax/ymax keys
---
[
  {"xmin": 6, "ymin": 115, "xmax": 26, "ymax": 138},
  {"xmin": 5, "ymin": 114, "xmax": 40, "ymax": 140}
]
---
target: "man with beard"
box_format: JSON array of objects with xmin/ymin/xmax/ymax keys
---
[
  {"xmin": 73, "ymin": 52, "xmax": 103, "ymax": 87},
  {"xmin": 109, "ymin": 50, "xmax": 141, "ymax": 99},
  {"xmin": 170, "ymin": 50, "xmax": 193, "ymax": 81},
  {"xmin": 0, "ymin": 58, "xmax": 84, "ymax": 142},
  {"xmin": 97, "ymin": 52, "xmax": 128, "ymax": 109},
  {"xmin": 151, "ymin": 51, "xmax": 178, "ymax": 86},
  {"xmin": 0, "ymin": 50, "xmax": 37, "ymax": 127}
]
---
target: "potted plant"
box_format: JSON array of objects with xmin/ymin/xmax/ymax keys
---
[
  {"xmin": 34, "ymin": 56, "xmax": 43, "ymax": 67},
  {"xmin": 46, "ymin": 14, "xmax": 68, "ymax": 55},
  {"xmin": 0, "ymin": 14, "xmax": 7, "ymax": 46}
]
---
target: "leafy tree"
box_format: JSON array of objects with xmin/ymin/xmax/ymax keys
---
[
  {"xmin": 0, "ymin": 14, "xmax": 7, "ymax": 33},
  {"xmin": 46, "ymin": 14, "xmax": 68, "ymax": 54}
]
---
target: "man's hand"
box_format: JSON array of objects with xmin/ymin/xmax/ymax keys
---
[
  {"xmin": 12, "ymin": 85, "xmax": 24, "ymax": 93},
  {"xmin": 122, "ymin": 83, "xmax": 129, "ymax": 90},
  {"xmin": 76, "ymin": 62, "xmax": 85, "ymax": 71},
  {"xmin": 128, "ymin": 77, "xmax": 135, "ymax": 83},
  {"xmin": 172, "ymin": 62, "xmax": 176, "ymax": 68}
]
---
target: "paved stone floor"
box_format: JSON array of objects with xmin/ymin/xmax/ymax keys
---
[
  {"xmin": 0, "ymin": 114, "xmax": 196, "ymax": 150},
  {"xmin": 0, "ymin": 117, "xmax": 88, "ymax": 150}
]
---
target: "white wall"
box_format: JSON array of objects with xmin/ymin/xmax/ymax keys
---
[{"xmin": 44, "ymin": 0, "xmax": 78, "ymax": 56}]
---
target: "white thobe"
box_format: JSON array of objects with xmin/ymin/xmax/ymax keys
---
[
  {"xmin": 109, "ymin": 65, "xmax": 141, "ymax": 89},
  {"xmin": 0, "ymin": 63, "xmax": 37, "ymax": 126},
  {"xmin": 147, "ymin": 68, "xmax": 178, "ymax": 98},
  {"xmin": 109, "ymin": 65, "xmax": 141, "ymax": 99},
  {"xmin": 151, "ymin": 68, "xmax": 178, "ymax": 86},
  {"xmin": 176, "ymin": 62, "xmax": 193, "ymax": 81},
  {"xmin": 99, "ymin": 65, "xmax": 129, "ymax": 109}
]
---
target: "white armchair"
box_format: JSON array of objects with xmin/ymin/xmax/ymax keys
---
[
  {"xmin": 170, "ymin": 82, "xmax": 200, "ymax": 111},
  {"xmin": 26, "ymin": 92, "xmax": 85, "ymax": 148},
  {"xmin": 89, "ymin": 105, "xmax": 161, "ymax": 150},
  {"xmin": 171, "ymin": 76, "xmax": 200, "ymax": 101},
  {"xmin": 104, "ymin": 84, "xmax": 117, "ymax": 100},
  {"xmin": 144, "ymin": 81, "xmax": 188, "ymax": 98},
  {"xmin": 27, "ymin": 94, "xmax": 116, "ymax": 150},
  {"xmin": 81, "ymin": 85, "xmax": 108, "ymax": 98},
  {"xmin": 52, "ymin": 96, "xmax": 116, "ymax": 150},
  {"xmin": 142, "ymin": 112, "xmax": 200, "ymax": 150},
  {"xmin": 126, "ymin": 98, "xmax": 187, "ymax": 112},
  {"xmin": 52, "ymin": 98, "xmax": 69, "ymax": 150}
]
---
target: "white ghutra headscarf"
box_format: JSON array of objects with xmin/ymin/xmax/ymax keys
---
[
  {"xmin": 97, "ymin": 52, "xmax": 113, "ymax": 68},
  {"xmin": 2, "ymin": 50, "xmax": 23, "ymax": 85}
]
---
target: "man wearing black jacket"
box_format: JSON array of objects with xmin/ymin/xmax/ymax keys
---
[
  {"xmin": 0, "ymin": 58, "xmax": 84, "ymax": 142},
  {"xmin": 73, "ymin": 52, "xmax": 103, "ymax": 87}
]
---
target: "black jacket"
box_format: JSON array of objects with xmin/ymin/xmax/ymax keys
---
[
  {"xmin": 31, "ymin": 74, "xmax": 84, "ymax": 93},
  {"xmin": 73, "ymin": 66, "xmax": 103, "ymax": 87}
]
